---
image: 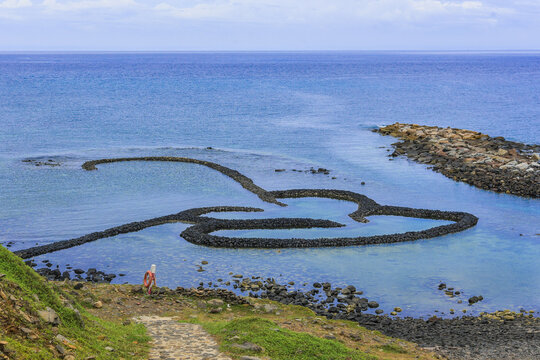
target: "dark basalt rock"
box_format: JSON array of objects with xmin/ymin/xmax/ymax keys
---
[
  {"xmin": 22, "ymin": 158, "xmax": 62, "ymax": 167},
  {"xmin": 221, "ymin": 275, "xmax": 539, "ymax": 360},
  {"xmin": 376, "ymin": 123, "xmax": 540, "ymax": 198},
  {"xmin": 82, "ymin": 156, "xmax": 286, "ymax": 206},
  {"xmin": 468, "ymin": 295, "xmax": 484, "ymax": 305},
  {"xmin": 14, "ymin": 156, "xmax": 478, "ymax": 259},
  {"xmin": 180, "ymin": 190, "xmax": 478, "ymax": 248}
]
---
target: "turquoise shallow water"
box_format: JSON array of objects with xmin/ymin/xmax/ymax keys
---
[{"xmin": 0, "ymin": 52, "xmax": 539, "ymax": 317}]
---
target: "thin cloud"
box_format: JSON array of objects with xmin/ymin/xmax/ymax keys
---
[
  {"xmin": 0, "ymin": 0, "xmax": 32, "ymax": 8},
  {"xmin": 0, "ymin": 1, "xmax": 522, "ymax": 23},
  {"xmin": 41, "ymin": 0, "xmax": 137, "ymax": 12},
  {"xmin": 0, "ymin": 0, "xmax": 538, "ymax": 50},
  {"xmin": 151, "ymin": 0, "xmax": 514, "ymax": 23}
]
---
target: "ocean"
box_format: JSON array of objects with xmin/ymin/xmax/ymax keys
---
[{"xmin": 0, "ymin": 52, "xmax": 538, "ymax": 317}]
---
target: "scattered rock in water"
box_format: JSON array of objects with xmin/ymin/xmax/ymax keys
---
[
  {"xmin": 22, "ymin": 158, "xmax": 62, "ymax": 167},
  {"xmin": 35, "ymin": 263, "xmax": 117, "ymax": 284},
  {"xmin": 468, "ymin": 295, "xmax": 484, "ymax": 305},
  {"xmin": 368, "ymin": 301, "xmax": 379, "ymax": 309},
  {"xmin": 438, "ymin": 283, "xmax": 446, "ymax": 290}
]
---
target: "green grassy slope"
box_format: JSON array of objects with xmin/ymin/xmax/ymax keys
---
[
  {"xmin": 0, "ymin": 245, "xmax": 150, "ymax": 359},
  {"xmin": 204, "ymin": 317, "xmax": 378, "ymax": 360}
]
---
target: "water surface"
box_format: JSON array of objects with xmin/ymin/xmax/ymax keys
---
[{"xmin": 0, "ymin": 52, "xmax": 538, "ymax": 317}]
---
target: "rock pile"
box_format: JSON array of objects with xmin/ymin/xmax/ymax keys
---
[
  {"xmin": 376, "ymin": 123, "xmax": 540, "ymax": 198},
  {"xmin": 223, "ymin": 276, "xmax": 382, "ymax": 317},
  {"xmin": 174, "ymin": 287, "xmax": 249, "ymax": 305},
  {"xmin": 28, "ymin": 261, "xmax": 118, "ymax": 284},
  {"xmin": 22, "ymin": 159, "xmax": 61, "ymax": 167}
]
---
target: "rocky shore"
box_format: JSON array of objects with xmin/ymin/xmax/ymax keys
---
[
  {"xmin": 24, "ymin": 255, "xmax": 540, "ymax": 360},
  {"xmin": 242, "ymin": 278, "xmax": 538, "ymax": 360},
  {"xmin": 176, "ymin": 278, "xmax": 539, "ymax": 360},
  {"xmin": 376, "ymin": 123, "xmax": 540, "ymax": 198}
]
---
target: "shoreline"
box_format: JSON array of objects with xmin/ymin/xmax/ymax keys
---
[
  {"xmin": 15, "ymin": 231, "xmax": 540, "ymax": 360},
  {"xmin": 25, "ymin": 258, "xmax": 539, "ymax": 360},
  {"xmin": 55, "ymin": 276, "xmax": 540, "ymax": 360},
  {"xmin": 375, "ymin": 123, "xmax": 540, "ymax": 198}
]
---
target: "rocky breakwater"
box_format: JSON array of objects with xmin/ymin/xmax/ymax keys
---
[{"xmin": 376, "ymin": 123, "xmax": 540, "ymax": 198}]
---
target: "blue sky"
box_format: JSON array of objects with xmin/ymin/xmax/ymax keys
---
[{"xmin": 0, "ymin": 0, "xmax": 539, "ymax": 50}]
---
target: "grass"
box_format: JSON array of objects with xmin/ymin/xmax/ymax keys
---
[
  {"xmin": 0, "ymin": 245, "xmax": 150, "ymax": 359},
  {"xmin": 169, "ymin": 299, "xmax": 430, "ymax": 360},
  {"xmin": 203, "ymin": 317, "xmax": 378, "ymax": 360},
  {"xmin": 1, "ymin": 249, "xmax": 437, "ymax": 360}
]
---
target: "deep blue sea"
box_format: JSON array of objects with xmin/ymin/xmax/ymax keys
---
[{"xmin": 0, "ymin": 52, "xmax": 539, "ymax": 318}]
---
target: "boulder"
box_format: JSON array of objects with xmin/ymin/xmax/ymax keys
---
[
  {"xmin": 38, "ymin": 307, "xmax": 60, "ymax": 325},
  {"xmin": 231, "ymin": 342, "xmax": 263, "ymax": 352},
  {"xmin": 207, "ymin": 299, "xmax": 224, "ymax": 307}
]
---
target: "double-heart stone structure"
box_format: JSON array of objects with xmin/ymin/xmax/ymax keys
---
[{"xmin": 15, "ymin": 157, "xmax": 478, "ymax": 259}]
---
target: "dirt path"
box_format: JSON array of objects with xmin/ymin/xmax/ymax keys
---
[{"xmin": 134, "ymin": 316, "xmax": 232, "ymax": 360}]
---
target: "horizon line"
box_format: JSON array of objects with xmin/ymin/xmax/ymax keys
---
[{"xmin": 1, "ymin": 49, "xmax": 540, "ymax": 54}]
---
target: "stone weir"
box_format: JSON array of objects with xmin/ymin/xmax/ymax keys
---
[
  {"xmin": 181, "ymin": 189, "xmax": 477, "ymax": 248},
  {"xmin": 376, "ymin": 123, "xmax": 540, "ymax": 198},
  {"xmin": 82, "ymin": 156, "xmax": 286, "ymax": 206},
  {"xmin": 15, "ymin": 156, "xmax": 478, "ymax": 259}
]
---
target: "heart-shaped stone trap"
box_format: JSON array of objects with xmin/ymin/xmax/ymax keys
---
[{"xmin": 15, "ymin": 157, "xmax": 478, "ymax": 258}]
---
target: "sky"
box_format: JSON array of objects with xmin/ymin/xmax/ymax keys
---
[{"xmin": 0, "ymin": 0, "xmax": 539, "ymax": 51}]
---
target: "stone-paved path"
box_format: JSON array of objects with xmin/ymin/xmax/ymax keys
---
[{"xmin": 134, "ymin": 316, "xmax": 232, "ymax": 360}]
